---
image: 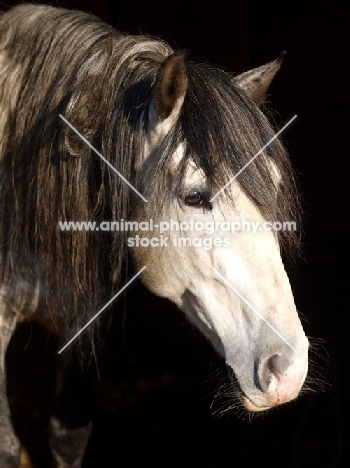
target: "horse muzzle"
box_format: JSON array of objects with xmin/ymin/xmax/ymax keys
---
[
  {"xmin": 227, "ymin": 336, "xmax": 309, "ymax": 412},
  {"xmin": 242, "ymin": 342, "xmax": 309, "ymax": 412}
]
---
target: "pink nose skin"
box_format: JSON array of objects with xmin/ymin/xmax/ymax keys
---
[{"xmin": 243, "ymin": 357, "xmax": 308, "ymax": 412}]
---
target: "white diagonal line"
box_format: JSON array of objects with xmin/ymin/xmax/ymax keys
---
[
  {"xmin": 59, "ymin": 114, "xmax": 148, "ymax": 202},
  {"xmin": 58, "ymin": 266, "xmax": 147, "ymax": 354},
  {"xmin": 210, "ymin": 266, "xmax": 297, "ymax": 353},
  {"xmin": 210, "ymin": 115, "xmax": 297, "ymax": 202}
]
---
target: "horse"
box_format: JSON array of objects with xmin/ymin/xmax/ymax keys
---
[{"xmin": 0, "ymin": 4, "xmax": 309, "ymax": 467}]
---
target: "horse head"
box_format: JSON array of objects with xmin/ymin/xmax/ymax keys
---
[{"xmin": 132, "ymin": 51, "xmax": 308, "ymax": 412}]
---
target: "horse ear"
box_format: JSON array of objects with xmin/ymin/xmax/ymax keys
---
[
  {"xmin": 233, "ymin": 52, "xmax": 286, "ymax": 105},
  {"xmin": 154, "ymin": 50, "xmax": 188, "ymax": 121}
]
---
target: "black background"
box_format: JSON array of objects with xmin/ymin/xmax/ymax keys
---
[{"xmin": 4, "ymin": 1, "xmax": 350, "ymax": 467}]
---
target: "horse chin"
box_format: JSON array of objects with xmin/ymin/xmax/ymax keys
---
[
  {"xmin": 241, "ymin": 395, "xmax": 271, "ymax": 412},
  {"xmin": 227, "ymin": 367, "xmax": 270, "ymax": 413}
]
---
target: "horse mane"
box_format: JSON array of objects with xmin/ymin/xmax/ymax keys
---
[
  {"xmin": 0, "ymin": 5, "xmax": 170, "ymax": 334},
  {"xmin": 0, "ymin": 5, "xmax": 301, "ymax": 339}
]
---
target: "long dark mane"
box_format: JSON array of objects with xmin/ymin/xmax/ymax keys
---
[
  {"xmin": 0, "ymin": 5, "xmax": 172, "ymax": 334},
  {"xmin": 0, "ymin": 5, "xmax": 301, "ymax": 337}
]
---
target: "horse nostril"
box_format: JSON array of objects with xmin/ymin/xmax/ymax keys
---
[
  {"xmin": 260, "ymin": 354, "xmax": 286, "ymax": 391},
  {"xmin": 267, "ymin": 354, "xmax": 280, "ymax": 374}
]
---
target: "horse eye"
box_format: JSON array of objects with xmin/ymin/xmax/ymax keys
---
[{"xmin": 184, "ymin": 189, "xmax": 203, "ymax": 205}]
